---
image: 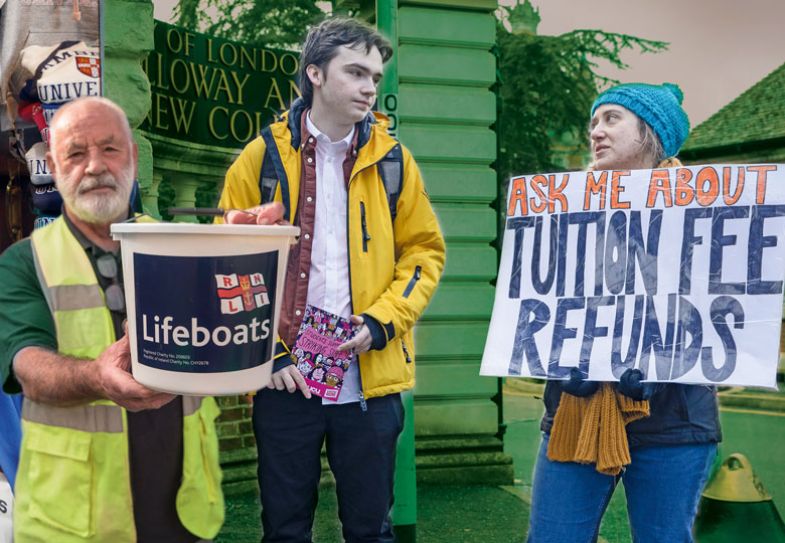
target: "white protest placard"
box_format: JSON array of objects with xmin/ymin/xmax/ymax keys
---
[{"xmin": 481, "ymin": 164, "xmax": 785, "ymax": 388}]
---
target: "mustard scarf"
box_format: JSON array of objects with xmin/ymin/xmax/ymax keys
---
[
  {"xmin": 547, "ymin": 383, "xmax": 650, "ymax": 475},
  {"xmin": 546, "ymin": 157, "xmax": 682, "ymax": 476}
]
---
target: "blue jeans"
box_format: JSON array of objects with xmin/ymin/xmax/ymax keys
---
[
  {"xmin": 527, "ymin": 434, "xmax": 717, "ymax": 543},
  {"xmin": 253, "ymin": 389, "xmax": 403, "ymax": 543}
]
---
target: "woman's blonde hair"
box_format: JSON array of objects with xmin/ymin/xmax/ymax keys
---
[{"xmin": 637, "ymin": 118, "xmax": 665, "ymax": 168}]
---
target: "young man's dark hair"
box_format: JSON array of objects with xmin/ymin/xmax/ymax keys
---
[{"xmin": 298, "ymin": 17, "xmax": 393, "ymax": 105}]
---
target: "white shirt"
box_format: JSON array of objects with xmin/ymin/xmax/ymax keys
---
[{"xmin": 305, "ymin": 113, "xmax": 361, "ymax": 405}]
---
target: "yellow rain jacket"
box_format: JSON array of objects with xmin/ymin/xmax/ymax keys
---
[{"xmin": 217, "ymin": 101, "xmax": 446, "ymax": 398}]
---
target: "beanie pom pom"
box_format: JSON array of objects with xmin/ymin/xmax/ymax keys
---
[{"xmin": 663, "ymin": 83, "xmax": 684, "ymax": 104}]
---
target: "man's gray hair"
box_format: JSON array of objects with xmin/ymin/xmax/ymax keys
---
[{"xmin": 48, "ymin": 96, "xmax": 134, "ymax": 151}]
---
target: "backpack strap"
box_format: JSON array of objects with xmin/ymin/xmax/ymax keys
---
[
  {"xmin": 258, "ymin": 147, "xmax": 278, "ymax": 206},
  {"xmin": 377, "ymin": 143, "xmax": 403, "ymax": 222},
  {"xmin": 258, "ymin": 127, "xmax": 291, "ymax": 223},
  {"xmin": 259, "ymin": 130, "xmax": 403, "ymax": 225}
]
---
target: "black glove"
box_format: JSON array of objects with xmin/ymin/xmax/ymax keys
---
[
  {"xmin": 560, "ymin": 367, "xmax": 599, "ymax": 398},
  {"xmin": 617, "ymin": 369, "xmax": 656, "ymax": 401}
]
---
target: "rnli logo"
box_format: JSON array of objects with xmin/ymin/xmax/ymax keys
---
[
  {"xmin": 75, "ymin": 56, "xmax": 100, "ymax": 78},
  {"xmin": 215, "ymin": 273, "xmax": 270, "ymax": 314}
]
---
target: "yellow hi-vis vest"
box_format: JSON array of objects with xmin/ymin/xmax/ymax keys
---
[{"xmin": 14, "ymin": 216, "xmax": 225, "ymax": 542}]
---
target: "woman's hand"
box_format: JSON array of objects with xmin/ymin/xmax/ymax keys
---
[
  {"xmin": 616, "ymin": 369, "xmax": 656, "ymax": 401},
  {"xmin": 560, "ymin": 367, "xmax": 599, "ymax": 397}
]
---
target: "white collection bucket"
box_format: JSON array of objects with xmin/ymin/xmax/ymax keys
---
[{"xmin": 111, "ymin": 222, "xmax": 299, "ymax": 396}]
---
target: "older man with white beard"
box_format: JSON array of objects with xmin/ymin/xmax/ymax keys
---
[{"xmin": 0, "ymin": 97, "xmax": 225, "ymax": 543}]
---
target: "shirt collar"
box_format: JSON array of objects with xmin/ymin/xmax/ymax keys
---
[
  {"xmin": 62, "ymin": 208, "xmax": 94, "ymax": 251},
  {"xmin": 306, "ymin": 111, "xmax": 354, "ymax": 153},
  {"xmin": 62, "ymin": 207, "xmax": 129, "ymax": 256}
]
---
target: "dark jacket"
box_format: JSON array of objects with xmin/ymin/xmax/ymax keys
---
[{"xmin": 541, "ymin": 381, "xmax": 722, "ymax": 448}]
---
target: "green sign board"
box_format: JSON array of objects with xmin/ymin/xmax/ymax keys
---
[{"xmin": 141, "ymin": 21, "xmax": 301, "ymax": 148}]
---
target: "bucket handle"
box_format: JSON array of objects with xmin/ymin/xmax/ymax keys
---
[
  {"xmin": 168, "ymin": 207, "xmax": 225, "ymax": 218},
  {"xmin": 167, "ymin": 207, "xmax": 264, "ymax": 220}
]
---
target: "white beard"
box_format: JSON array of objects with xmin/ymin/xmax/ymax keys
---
[{"xmin": 57, "ymin": 162, "xmax": 134, "ymax": 224}]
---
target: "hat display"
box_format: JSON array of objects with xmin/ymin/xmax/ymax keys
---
[
  {"xmin": 33, "ymin": 215, "xmax": 58, "ymax": 230},
  {"xmin": 25, "ymin": 142, "xmax": 53, "ymax": 186},
  {"xmin": 12, "ymin": 41, "xmax": 99, "ymax": 104},
  {"xmin": 36, "ymin": 44, "xmax": 101, "ymax": 105},
  {"xmin": 41, "ymin": 102, "xmax": 63, "ymax": 127},
  {"xmin": 31, "ymin": 182, "xmax": 62, "ymax": 215},
  {"xmin": 1, "ymin": 2, "xmax": 98, "ymax": 107},
  {"xmin": 2, "ymin": 4, "xmax": 100, "ymax": 236},
  {"xmin": 11, "ymin": 42, "xmax": 101, "ymax": 226}
]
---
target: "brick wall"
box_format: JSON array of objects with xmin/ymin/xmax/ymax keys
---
[{"xmin": 216, "ymin": 395, "xmax": 259, "ymax": 495}]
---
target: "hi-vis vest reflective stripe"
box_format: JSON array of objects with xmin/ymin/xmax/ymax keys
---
[{"xmin": 14, "ymin": 216, "xmax": 224, "ymax": 542}]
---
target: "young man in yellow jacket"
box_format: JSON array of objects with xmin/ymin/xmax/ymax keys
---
[
  {"xmin": 0, "ymin": 97, "xmax": 224, "ymax": 542},
  {"xmin": 218, "ymin": 17, "xmax": 445, "ymax": 542}
]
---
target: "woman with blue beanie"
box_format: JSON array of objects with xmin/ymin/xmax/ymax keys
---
[{"xmin": 526, "ymin": 83, "xmax": 720, "ymax": 543}]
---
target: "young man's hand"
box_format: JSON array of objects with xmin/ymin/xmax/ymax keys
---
[
  {"xmin": 224, "ymin": 202, "xmax": 286, "ymax": 225},
  {"xmin": 336, "ymin": 315, "xmax": 372, "ymax": 355},
  {"xmin": 268, "ymin": 365, "xmax": 312, "ymax": 398}
]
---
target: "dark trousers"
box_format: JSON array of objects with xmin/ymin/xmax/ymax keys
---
[{"xmin": 253, "ymin": 389, "xmax": 404, "ymax": 543}]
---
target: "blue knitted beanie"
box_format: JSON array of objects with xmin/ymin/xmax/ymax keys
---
[{"xmin": 591, "ymin": 83, "xmax": 690, "ymax": 158}]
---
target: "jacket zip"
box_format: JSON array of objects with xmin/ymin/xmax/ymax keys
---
[
  {"xmin": 402, "ymin": 265, "xmax": 422, "ymax": 298},
  {"xmin": 402, "ymin": 340, "xmax": 412, "ymax": 363},
  {"xmin": 360, "ymin": 201, "xmax": 370, "ymax": 252},
  {"xmin": 347, "ymin": 177, "xmax": 368, "ymax": 412},
  {"xmin": 345, "ymin": 150, "xmax": 397, "ymax": 412}
]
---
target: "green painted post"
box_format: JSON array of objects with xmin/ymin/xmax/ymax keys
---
[
  {"xmin": 394, "ymin": 391, "xmax": 417, "ymax": 541},
  {"xmin": 342, "ymin": 0, "xmax": 510, "ymax": 487},
  {"xmin": 377, "ymin": 2, "xmax": 417, "ymax": 540},
  {"xmin": 378, "ymin": 0, "xmax": 399, "ymax": 139},
  {"xmin": 395, "ymin": 0, "xmax": 512, "ymax": 484}
]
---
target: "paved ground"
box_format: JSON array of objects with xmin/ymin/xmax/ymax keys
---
[{"xmin": 218, "ymin": 382, "xmax": 785, "ymax": 542}]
